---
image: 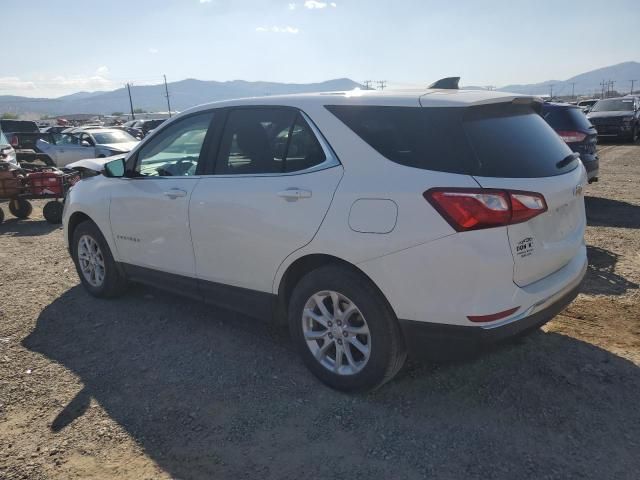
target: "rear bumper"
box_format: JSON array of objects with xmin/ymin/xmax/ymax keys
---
[
  {"xmin": 594, "ymin": 125, "xmax": 634, "ymax": 139},
  {"xmin": 398, "ymin": 264, "xmax": 585, "ymax": 361},
  {"xmin": 580, "ymin": 155, "xmax": 599, "ymax": 181}
]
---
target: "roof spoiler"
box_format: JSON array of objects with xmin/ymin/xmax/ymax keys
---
[{"xmin": 428, "ymin": 77, "xmax": 460, "ymax": 90}]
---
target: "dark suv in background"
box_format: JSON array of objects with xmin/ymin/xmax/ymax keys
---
[
  {"xmin": 587, "ymin": 96, "xmax": 639, "ymax": 142},
  {"xmin": 542, "ymin": 102, "xmax": 599, "ymax": 182}
]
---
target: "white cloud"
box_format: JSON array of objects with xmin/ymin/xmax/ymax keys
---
[
  {"xmin": 199, "ymin": 0, "xmax": 212, "ymax": 3},
  {"xmin": 96, "ymin": 65, "xmax": 109, "ymax": 76},
  {"xmin": 304, "ymin": 0, "xmax": 336, "ymax": 8},
  {"xmin": 0, "ymin": 77, "xmax": 36, "ymax": 92},
  {"xmin": 148, "ymin": 48, "xmax": 159, "ymax": 54},
  {"xmin": 256, "ymin": 26, "xmax": 299, "ymax": 34},
  {"xmin": 288, "ymin": 2, "xmax": 297, "ymax": 9}
]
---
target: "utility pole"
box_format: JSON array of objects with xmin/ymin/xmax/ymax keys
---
[
  {"xmin": 163, "ymin": 74, "xmax": 172, "ymax": 117},
  {"xmin": 549, "ymin": 84, "xmax": 554, "ymax": 100},
  {"xmin": 570, "ymin": 82, "xmax": 576, "ymax": 100},
  {"xmin": 363, "ymin": 80, "xmax": 373, "ymax": 90},
  {"xmin": 126, "ymin": 83, "xmax": 135, "ymax": 120},
  {"xmin": 630, "ymin": 79, "xmax": 637, "ymax": 95},
  {"xmin": 377, "ymin": 80, "xmax": 387, "ymax": 91}
]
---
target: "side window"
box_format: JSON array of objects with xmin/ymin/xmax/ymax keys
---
[
  {"xmin": 283, "ymin": 115, "xmax": 326, "ymax": 173},
  {"xmin": 80, "ymin": 133, "xmax": 94, "ymax": 146},
  {"xmin": 135, "ymin": 112, "xmax": 213, "ymax": 177},
  {"xmin": 215, "ymin": 108, "xmax": 326, "ymax": 175}
]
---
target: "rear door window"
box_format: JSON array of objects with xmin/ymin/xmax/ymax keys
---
[
  {"xmin": 215, "ymin": 108, "xmax": 327, "ymax": 175},
  {"xmin": 543, "ymin": 106, "xmax": 593, "ymax": 131},
  {"xmin": 327, "ymin": 104, "xmax": 576, "ymax": 178}
]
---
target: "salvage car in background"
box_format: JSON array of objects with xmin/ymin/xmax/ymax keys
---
[
  {"xmin": 0, "ymin": 128, "xmax": 18, "ymax": 166},
  {"xmin": 36, "ymin": 128, "xmax": 139, "ymax": 167},
  {"xmin": 542, "ymin": 102, "xmax": 599, "ymax": 182},
  {"xmin": 587, "ymin": 96, "xmax": 640, "ymax": 142}
]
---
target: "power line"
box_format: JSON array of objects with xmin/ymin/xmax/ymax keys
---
[
  {"xmin": 377, "ymin": 80, "xmax": 387, "ymax": 91},
  {"xmin": 362, "ymin": 80, "xmax": 373, "ymax": 90}
]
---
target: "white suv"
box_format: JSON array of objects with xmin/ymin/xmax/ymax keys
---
[{"xmin": 63, "ymin": 88, "xmax": 587, "ymax": 392}]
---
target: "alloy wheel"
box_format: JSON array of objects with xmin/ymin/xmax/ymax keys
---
[
  {"xmin": 302, "ymin": 290, "xmax": 371, "ymax": 375},
  {"xmin": 77, "ymin": 235, "xmax": 106, "ymax": 287}
]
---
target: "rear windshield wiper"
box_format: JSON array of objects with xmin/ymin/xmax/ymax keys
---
[{"xmin": 556, "ymin": 152, "xmax": 579, "ymax": 169}]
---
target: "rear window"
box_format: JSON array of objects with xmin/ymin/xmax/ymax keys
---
[
  {"xmin": 0, "ymin": 120, "xmax": 39, "ymax": 133},
  {"xmin": 326, "ymin": 104, "xmax": 577, "ymax": 178},
  {"xmin": 543, "ymin": 106, "xmax": 593, "ymax": 131}
]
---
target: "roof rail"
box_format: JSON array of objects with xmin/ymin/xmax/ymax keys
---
[{"xmin": 428, "ymin": 77, "xmax": 460, "ymax": 90}]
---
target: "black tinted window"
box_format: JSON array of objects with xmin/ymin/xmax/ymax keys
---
[
  {"xmin": 326, "ymin": 105, "xmax": 472, "ymax": 174},
  {"xmin": 327, "ymin": 104, "xmax": 576, "ymax": 178},
  {"xmin": 543, "ymin": 106, "xmax": 593, "ymax": 131},
  {"xmin": 216, "ymin": 108, "xmax": 326, "ymax": 175}
]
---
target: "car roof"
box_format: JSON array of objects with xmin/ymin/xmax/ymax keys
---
[{"xmin": 180, "ymin": 88, "xmax": 540, "ymax": 114}]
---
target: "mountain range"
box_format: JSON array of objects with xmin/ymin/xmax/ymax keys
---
[
  {"xmin": 497, "ymin": 61, "xmax": 640, "ymax": 97},
  {"xmin": 1, "ymin": 61, "xmax": 639, "ymax": 117},
  {"xmin": 0, "ymin": 78, "xmax": 362, "ymax": 117}
]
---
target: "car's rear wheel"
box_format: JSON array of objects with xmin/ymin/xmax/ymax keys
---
[
  {"xmin": 72, "ymin": 220, "xmax": 127, "ymax": 298},
  {"xmin": 288, "ymin": 265, "xmax": 406, "ymax": 392},
  {"xmin": 632, "ymin": 125, "xmax": 639, "ymax": 143}
]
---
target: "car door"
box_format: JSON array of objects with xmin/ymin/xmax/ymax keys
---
[
  {"xmin": 53, "ymin": 133, "xmax": 94, "ymax": 166},
  {"xmin": 108, "ymin": 111, "xmax": 216, "ymax": 284},
  {"xmin": 190, "ymin": 107, "xmax": 343, "ymax": 313}
]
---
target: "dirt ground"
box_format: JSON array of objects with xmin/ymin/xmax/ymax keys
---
[{"xmin": 1, "ymin": 144, "xmax": 639, "ymax": 480}]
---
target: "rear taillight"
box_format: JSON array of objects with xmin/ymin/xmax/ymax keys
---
[
  {"xmin": 424, "ymin": 188, "xmax": 547, "ymax": 232},
  {"xmin": 9, "ymin": 134, "xmax": 19, "ymax": 147},
  {"xmin": 556, "ymin": 130, "xmax": 587, "ymax": 143}
]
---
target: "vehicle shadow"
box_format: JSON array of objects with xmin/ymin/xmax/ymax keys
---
[
  {"xmin": 583, "ymin": 245, "xmax": 639, "ymax": 295},
  {"xmin": 23, "ymin": 285, "xmax": 640, "ymax": 479},
  {"xmin": 0, "ymin": 217, "xmax": 60, "ymax": 237},
  {"xmin": 585, "ymin": 196, "xmax": 640, "ymax": 229}
]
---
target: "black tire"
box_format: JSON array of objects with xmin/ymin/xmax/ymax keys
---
[
  {"xmin": 43, "ymin": 201, "xmax": 63, "ymax": 224},
  {"xmin": 8, "ymin": 199, "xmax": 33, "ymax": 219},
  {"xmin": 632, "ymin": 126, "xmax": 639, "ymax": 144},
  {"xmin": 71, "ymin": 220, "xmax": 127, "ymax": 298},
  {"xmin": 288, "ymin": 265, "xmax": 406, "ymax": 392},
  {"xmin": 0, "ymin": 207, "xmax": 4, "ymax": 224}
]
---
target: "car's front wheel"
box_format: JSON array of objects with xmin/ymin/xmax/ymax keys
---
[
  {"xmin": 72, "ymin": 220, "xmax": 127, "ymax": 298},
  {"xmin": 288, "ymin": 265, "xmax": 406, "ymax": 392}
]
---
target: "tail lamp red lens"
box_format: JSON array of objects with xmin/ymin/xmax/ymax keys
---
[
  {"xmin": 467, "ymin": 306, "xmax": 520, "ymax": 323},
  {"xmin": 424, "ymin": 188, "xmax": 547, "ymax": 232},
  {"xmin": 556, "ymin": 130, "xmax": 587, "ymax": 143},
  {"xmin": 9, "ymin": 135, "xmax": 19, "ymax": 147}
]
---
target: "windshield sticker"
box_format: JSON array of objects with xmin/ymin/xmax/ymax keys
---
[{"xmin": 516, "ymin": 237, "xmax": 534, "ymax": 258}]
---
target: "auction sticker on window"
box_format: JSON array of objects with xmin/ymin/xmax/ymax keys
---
[{"xmin": 516, "ymin": 237, "xmax": 535, "ymax": 258}]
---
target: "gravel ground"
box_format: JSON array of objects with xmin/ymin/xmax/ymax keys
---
[{"xmin": 1, "ymin": 144, "xmax": 639, "ymax": 480}]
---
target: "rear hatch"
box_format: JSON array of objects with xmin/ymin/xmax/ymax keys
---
[
  {"xmin": 463, "ymin": 103, "xmax": 586, "ymax": 286},
  {"xmin": 543, "ymin": 105, "xmax": 597, "ymax": 157}
]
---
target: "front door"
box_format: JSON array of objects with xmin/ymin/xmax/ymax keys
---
[{"xmin": 109, "ymin": 111, "xmax": 215, "ymax": 279}]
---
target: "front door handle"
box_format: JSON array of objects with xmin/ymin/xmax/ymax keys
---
[
  {"xmin": 163, "ymin": 188, "xmax": 188, "ymax": 199},
  {"xmin": 277, "ymin": 188, "xmax": 312, "ymax": 201}
]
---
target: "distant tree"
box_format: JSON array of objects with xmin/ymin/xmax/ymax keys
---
[
  {"xmin": 133, "ymin": 108, "xmax": 147, "ymax": 114},
  {"xmin": 111, "ymin": 111, "xmax": 125, "ymax": 116},
  {"xmin": 1, "ymin": 112, "xmax": 19, "ymax": 120}
]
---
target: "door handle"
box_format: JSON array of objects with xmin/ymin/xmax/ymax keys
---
[
  {"xmin": 163, "ymin": 188, "xmax": 188, "ymax": 199},
  {"xmin": 277, "ymin": 188, "xmax": 312, "ymax": 201}
]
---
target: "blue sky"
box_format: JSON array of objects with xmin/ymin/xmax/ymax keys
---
[{"xmin": 1, "ymin": 0, "xmax": 638, "ymax": 97}]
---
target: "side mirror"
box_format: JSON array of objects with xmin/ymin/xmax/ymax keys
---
[
  {"xmin": 103, "ymin": 157, "xmax": 126, "ymax": 178},
  {"xmin": 81, "ymin": 140, "xmax": 91, "ymax": 147}
]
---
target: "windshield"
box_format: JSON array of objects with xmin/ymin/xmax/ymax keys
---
[
  {"xmin": 92, "ymin": 131, "xmax": 136, "ymax": 144},
  {"xmin": 591, "ymin": 99, "xmax": 635, "ymax": 112}
]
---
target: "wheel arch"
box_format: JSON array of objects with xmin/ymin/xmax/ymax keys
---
[
  {"xmin": 274, "ymin": 253, "xmax": 397, "ymax": 326},
  {"xmin": 66, "ymin": 211, "xmax": 93, "ymax": 253}
]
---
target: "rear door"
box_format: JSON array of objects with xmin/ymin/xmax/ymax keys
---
[
  {"xmin": 190, "ymin": 107, "xmax": 343, "ymax": 301},
  {"xmin": 464, "ymin": 105, "xmax": 587, "ymax": 286}
]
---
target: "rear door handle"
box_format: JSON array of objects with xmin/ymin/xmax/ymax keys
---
[
  {"xmin": 163, "ymin": 188, "xmax": 188, "ymax": 199},
  {"xmin": 277, "ymin": 188, "xmax": 312, "ymax": 201}
]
